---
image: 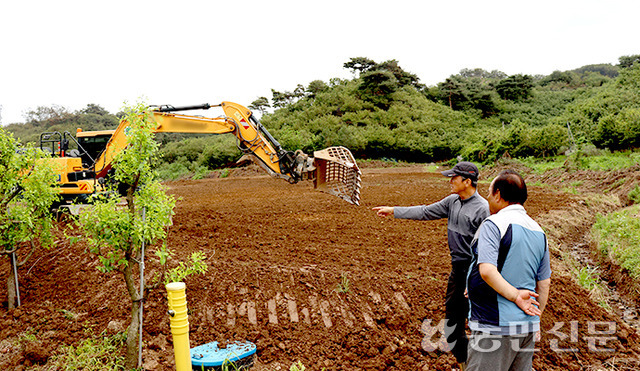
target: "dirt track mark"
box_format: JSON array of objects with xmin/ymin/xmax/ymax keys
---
[{"xmin": 211, "ymin": 291, "xmax": 408, "ymax": 330}]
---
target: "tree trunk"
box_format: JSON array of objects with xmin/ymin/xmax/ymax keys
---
[
  {"xmin": 123, "ymin": 184, "xmax": 143, "ymax": 370},
  {"xmin": 125, "ymin": 299, "xmax": 141, "ymax": 370},
  {"xmin": 123, "ymin": 258, "xmax": 142, "ymax": 370}
]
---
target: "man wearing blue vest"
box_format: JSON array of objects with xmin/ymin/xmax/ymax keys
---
[
  {"xmin": 466, "ymin": 170, "xmax": 551, "ymax": 371},
  {"xmin": 373, "ymin": 161, "xmax": 490, "ymax": 368}
]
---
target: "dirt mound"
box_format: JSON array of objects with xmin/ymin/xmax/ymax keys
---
[
  {"xmin": 528, "ymin": 164, "xmax": 640, "ymax": 205},
  {"xmin": 484, "ymin": 160, "xmax": 640, "ymax": 205},
  {"xmin": 1, "ymin": 166, "xmax": 640, "ymax": 370}
]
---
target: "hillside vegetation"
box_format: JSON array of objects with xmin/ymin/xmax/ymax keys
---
[{"xmin": 4, "ymin": 55, "xmax": 640, "ymax": 178}]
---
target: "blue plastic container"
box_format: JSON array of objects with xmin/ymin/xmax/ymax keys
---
[{"xmin": 190, "ymin": 341, "xmax": 256, "ymax": 370}]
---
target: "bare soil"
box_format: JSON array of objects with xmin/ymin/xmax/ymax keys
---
[{"xmin": 2, "ymin": 164, "xmax": 640, "ymax": 370}]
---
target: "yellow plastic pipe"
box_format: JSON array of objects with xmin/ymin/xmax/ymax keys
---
[{"xmin": 166, "ymin": 282, "xmax": 190, "ymax": 371}]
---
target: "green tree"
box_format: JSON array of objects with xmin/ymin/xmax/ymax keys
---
[
  {"xmin": 437, "ymin": 72, "xmax": 498, "ymax": 116},
  {"xmin": 373, "ymin": 59, "xmax": 420, "ymax": 88},
  {"xmin": 293, "ymin": 84, "xmax": 306, "ymax": 99},
  {"xmin": 357, "ymin": 69, "xmax": 399, "ymax": 109},
  {"xmin": 347, "ymin": 58, "xmax": 422, "ymax": 109},
  {"xmin": 581, "ymin": 71, "xmax": 612, "ymax": 87},
  {"xmin": 73, "ymin": 101, "xmax": 177, "ymax": 369},
  {"xmin": 271, "ymin": 89, "xmax": 288, "ymax": 108},
  {"xmin": 306, "ymin": 80, "xmax": 328, "ymax": 98},
  {"xmin": 459, "ymin": 68, "xmax": 507, "ymax": 80},
  {"xmin": 249, "ymin": 96, "xmax": 270, "ymax": 115},
  {"xmin": 271, "ymin": 89, "xmax": 298, "ymax": 108},
  {"xmin": 539, "ymin": 70, "xmax": 581, "ymax": 89},
  {"xmin": 23, "ymin": 104, "xmax": 72, "ymax": 125},
  {"xmin": 5, "ymin": 104, "xmax": 119, "ymax": 146},
  {"xmin": 553, "ymin": 64, "xmax": 640, "ymax": 144},
  {"xmin": 0, "ymin": 128, "xmax": 59, "ymax": 309},
  {"xmin": 496, "ymin": 74, "xmax": 534, "ymax": 101},
  {"xmin": 517, "ymin": 123, "xmax": 569, "ymax": 157},
  {"xmin": 573, "ymin": 64, "xmax": 618, "ymax": 79},
  {"xmin": 619, "ymin": 54, "xmax": 640, "ymax": 69},
  {"xmin": 440, "ymin": 75, "xmax": 465, "ymax": 109},
  {"xmin": 593, "ymin": 108, "xmax": 640, "ymax": 150},
  {"xmin": 80, "ymin": 103, "xmax": 111, "ymax": 116},
  {"xmin": 343, "ymin": 57, "xmax": 376, "ymax": 76}
]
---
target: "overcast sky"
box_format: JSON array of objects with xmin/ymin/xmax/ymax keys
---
[{"xmin": 1, "ymin": 0, "xmax": 638, "ymax": 125}]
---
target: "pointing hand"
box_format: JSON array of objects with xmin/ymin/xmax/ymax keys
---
[{"xmin": 372, "ymin": 206, "xmax": 394, "ymax": 217}]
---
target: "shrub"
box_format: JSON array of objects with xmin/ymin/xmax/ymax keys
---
[
  {"xmin": 515, "ymin": 124, "xmax": 569, "ymax": 158},
  {"xmin": 593, "ymin": 108, "xmax": 640, "ymax": 150},
  {"xmin": 192, "ymin": 166, "xmax": 210, "ymax": 180},
  {"xmin": 156, "ymin": 161, "xmax": 190, "ymax": 181},
  {"xmin": 592, "ymin": 206, "xmax": 640, "ymax": 279},
  {"xmin": 47, "ymin": 332, "xmax": 127, "ymax": 370},
  {"xmin": 197, "ymin": 138, "xmax": 241, "ymax": 169},
  {"xmin": 628, "ymin": 185, "xmax": 640, "ymax": 204}
]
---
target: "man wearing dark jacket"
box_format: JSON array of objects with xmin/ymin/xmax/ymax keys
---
[{"xmin": 373, "ymin": 162, "xmax": 490, "ymax": 368}]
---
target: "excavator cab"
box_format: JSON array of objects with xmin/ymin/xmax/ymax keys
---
[{"xmin": 76, "ymin": 130, "xmax": 115, "ymax": 167}]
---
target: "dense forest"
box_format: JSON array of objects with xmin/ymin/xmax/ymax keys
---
[{"xmin": 4, "ymin": 54, "xmax": 640, "ymax": 179}]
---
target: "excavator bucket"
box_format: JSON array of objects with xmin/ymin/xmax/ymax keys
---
[{"xmin": 312, "ymin": 146, "xmax": 362, "ymax": 206}]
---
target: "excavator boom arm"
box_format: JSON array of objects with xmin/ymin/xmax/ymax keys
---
[
  {"xmin": 93, "ymin": 102, "xmax": 285, "ymax": 178},
  {"xmin": 90, "ymin": 102, "xmax": 360, "ymax": 205}
]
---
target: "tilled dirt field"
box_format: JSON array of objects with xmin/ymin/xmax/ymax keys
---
[{"xmin": 1, "ymin": 165, "xmax": 640, "ymax": 370}]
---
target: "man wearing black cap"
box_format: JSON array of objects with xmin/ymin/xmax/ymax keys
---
[{"xmin": 373, "ymin": 161, "xmax": 490, "ymax": 368}]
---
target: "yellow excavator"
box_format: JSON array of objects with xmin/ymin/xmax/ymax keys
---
[{"xmin": 41, "ymin": 101, "xmax": 361, "ymax": 206}]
